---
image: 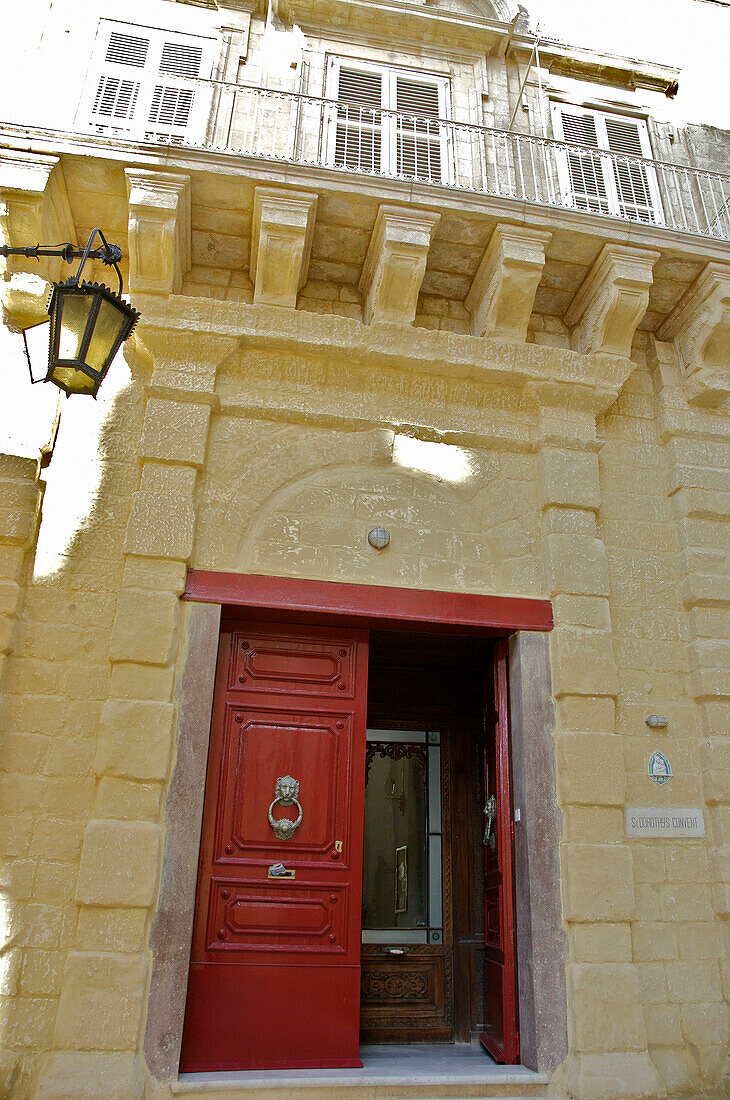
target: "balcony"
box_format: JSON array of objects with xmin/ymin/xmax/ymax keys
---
[{"xmin": 90, "ymin": 79, "xmax": 730, "ymax": 244}]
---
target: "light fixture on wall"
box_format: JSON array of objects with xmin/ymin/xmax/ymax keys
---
[
  {"xmin": 368, "ymin": 527, "xmax": 390, "ymax": 550},
  {"xmin": 0, "ymin": 228, "xmax": 139, "ymax": 397}
]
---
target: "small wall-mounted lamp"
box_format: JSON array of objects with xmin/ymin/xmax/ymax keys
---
[
  {"xmin": 645, "ymin": 715, "xmax": 669, "ymax": 730},
  {"xmin": 0, "ymin": 228, "xmax": 139, "ymax": 398},
  {"xmin": 368, "ymin": 527, "xmax": 390, "ymax": 550}
]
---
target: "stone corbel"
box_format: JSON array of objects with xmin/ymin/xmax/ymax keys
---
[
  {"xmin": 565, "ymin": 243, "xmax": 659, "ymax": 358},
  {"xmin": 250, "ymin": 187, "xmax": 318, "ymax": 308},
  {"xmin": 465, "ymin": 224, "xmax": 551, "ymax": 341},
  {"xmin": 0, "ymin": 151, "xmax": 75, "ymax": 329},
  {"xmin": 656, "ymin": 262, "xmax": 730, "ymax": 408},
  {"xmin": 359, "ymin": 205, "xmax": 440, "ymax": 326},
  {"xmin": 125, "ymin": 170, "xmax": 192, "ymax": 297}
]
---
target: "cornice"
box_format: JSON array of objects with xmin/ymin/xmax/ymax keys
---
[
  {"xmin": 273, "ymin": 0, "xmax": 512, "ymax": 55},
  {"xmin": 510, "ymin": 35, "xmax": 680, "ymax": 98}
]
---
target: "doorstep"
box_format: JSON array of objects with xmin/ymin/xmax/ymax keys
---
[{"xmin": 172, "ymin": 1044, "xmax": 556, "ymax": 1100}]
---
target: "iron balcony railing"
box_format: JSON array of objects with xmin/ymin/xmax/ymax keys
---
[{"xmin": 101, "ymin": 81, "xmax": 730, "ymax": 242}]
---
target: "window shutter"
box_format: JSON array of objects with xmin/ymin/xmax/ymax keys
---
[
  {"xmin": 83, "ymin": 21, "xmax": 215, "ymax": 144},
  {"xmin": 604, "ymin": 116, "xmax": 656, "ymax": 222},
  {"xmin": 333, "ymin": 65, "xmax": 384, "ymax": 173},
  {"xmin": 146, "ymin": 38, "xmax": 204, "ymax": 140},
  {"xmin": 394, "ymin": 75, "xmax": 442, "ymax": 182},
  {"xmin": 89, "ymin": 30, "xmax": 150, "ymax": 130},
  {"xmin": 558, "ymin": 108, "xmax": 610, "ymax": 215}
]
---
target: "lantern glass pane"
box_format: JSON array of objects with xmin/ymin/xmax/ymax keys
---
[
  {"xmin": 48, "ymin": 364, "xmax": 98, "ymax": 394},
  {"xmin": 58, "ymin": 292, "xmax": 93, "ymax": 361},
  {"xmin": 85, "ymin": 297, "xmax": 126, "ymax": 374}
]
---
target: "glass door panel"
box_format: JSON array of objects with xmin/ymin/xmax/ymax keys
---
[{"xmin": 362, "ymin": 729, "xmax": 442, "ymax": 945}]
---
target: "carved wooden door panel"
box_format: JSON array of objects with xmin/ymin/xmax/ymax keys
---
[
  {"xmin": 180, "ymin": 620, "xmax": 369, "ymax": 1071},
  {"xmin": 480, "ymin": 638, "xmax": 519, "ymax": 1062}
]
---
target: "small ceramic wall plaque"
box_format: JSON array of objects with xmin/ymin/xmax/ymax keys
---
[{"xmin": 648, "ymin": 750, "xmax": 672, "ymax": 786}]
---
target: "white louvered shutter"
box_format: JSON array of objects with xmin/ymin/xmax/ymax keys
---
[
  {"xmin": 332, "ymin": 65, "xmax": 385, "ymax": 174},
  {"xmin": 555, "ymin": 108, "xmax": 611, "ymax": 215},
  {"xmin": 88, "ymin": 29, "xmax": 150, "ymax": 133},
  {"xmin": 603, "ymin": 116, "xmax": 657, "ymax": 223},
  {"xmin": 82, "ymin": 21, "xmax": 216, "ymax": 144},
  {"xmin": 394, "ymin": 75, "xmax": 442, "ymax": 183},
  {"xmin": 553, "ymin": 103, "xmax": 660, "ymax": 224},
  {"xmin": 145, "ymin": 38, "xmax": 205, "ymax": 142}
]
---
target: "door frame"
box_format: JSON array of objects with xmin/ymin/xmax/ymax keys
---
[{"xmin": 143, "ymin": 572, "xmax": 567, "ymax": 1083}]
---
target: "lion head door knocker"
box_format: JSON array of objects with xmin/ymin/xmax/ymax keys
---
[{"xmin": 268, "ymin": 775, "xmax": 303, "ymax": 841}]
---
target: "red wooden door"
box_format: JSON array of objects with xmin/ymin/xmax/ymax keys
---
[
  {"xmin": 180, "ymin": 620, "xmax": 369, "ymax": 1071},
  {"xmin": 480, "ymin": 639, "xmax": 519, "ymax": 1063}
]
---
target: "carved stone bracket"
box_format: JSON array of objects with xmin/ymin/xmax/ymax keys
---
[
  {"xmin": 125, "ymin": 169, "xmax": 192, "ymax": 297},
  {"xmin": 465, "ymin": 224, "xmax": 551, "ymax": 341},
  {"xmin": 656, "ymin": 262, "xmax": 730, "ymax": 408},
  {"xmin": 250, "ymin": 186, "xmax": 318, "ymax": 308},
  {"xmin": 565, "ymin": 243, "xmax": 659, "ymax": 358},
  {"xmin": 0, "ymin": 151, "xmax": 75, "ymax": 328},
  {"xmin": 359, "ymin": 205, "xmax": 440, "ymax": 326}
]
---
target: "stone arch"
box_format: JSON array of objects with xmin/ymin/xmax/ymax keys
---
[
  {"xmin": 235, "ymin": 458, "xmax": 496, "ymax": 593},
  {"xmin": 195, "ymin": 421, "xmax": 543, "ymax": 597}
]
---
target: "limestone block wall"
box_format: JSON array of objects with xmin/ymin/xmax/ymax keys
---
[
  {"xmin": 0, "ymin": 291, "xmax": 727, "ymax": 1100},
  {"xmin": 0, "ymin": 380, "xmax": 146, "ymax": 1098},
  {"xmin": 595, "ymin": 338, "xmax": 729, "ymax": 1097}
]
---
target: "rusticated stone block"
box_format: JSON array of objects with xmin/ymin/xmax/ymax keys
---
[
  {"xmin": 109, "ymin": 588, "xmax": 180, "ymax": 666},
  {"xmin": 563, "ymin": 843, "xmax": 635, "ymax": 921},
  {"xmin": 545, "ymin": 535, "xmax": 610, "ymax": 597},
  {"xmin": 76, "ymin": 819, "xmax": 160, "ymax": 907},
  {"xmin": 37, "ymin": 1052, "xmax": 145, "ymax": 1100},
  {"xmin": 538, "ymin": 448, "xmax": 600, "ymax": 510},
  {"xmin": 551, "ymin": 627, "xmax": 619, "ymax": 697},
  {"xmin": 140, "ymin": 398, "xmax": 211, "ymax": 467},
  {"xmin": 571, "ymin": 922, "xmax": 632, "ymax": 963},
  {"xmin": 557, "ymin": 733, "xmax": 625, "ymax": 805},
  {"xmin": 563, "ymin": 1051, "xmax": 664, "ymax": 1100},
  {"xmin": 124, "ymin": 489, "xmax": 195, "ymax": 561},
  {"xmin": 568, "ymin": 963, "xmax": 647, "ymax": 1053},
  {"xmin": 95, "ymin": 698, "xmax": 175, "ymax": 781},
  {"xmin": 53, "ymin": 952, "xmax": 149, "ymax": 1050}
]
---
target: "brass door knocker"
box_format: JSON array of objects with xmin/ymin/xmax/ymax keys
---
[
  {"xmin": 268, "ymin": 775, "xmax": 303, "ymax": 841},
  {"xmin": 483, "ymin": 793, "xmax": 496, "ymax": 851}
]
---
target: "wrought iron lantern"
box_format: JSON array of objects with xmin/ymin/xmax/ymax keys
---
[{"xmin": 0, "ymin": 228, "xmax": 139, "ymax": 398}]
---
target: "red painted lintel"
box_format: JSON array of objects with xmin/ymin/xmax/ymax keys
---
[{"xmin": 183, "ymin": 570, "xmax": 553, "ymax": 634}]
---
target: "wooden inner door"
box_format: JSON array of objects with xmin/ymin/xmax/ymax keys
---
[{"xmin": 360, "ymin": 632, "xmax": 490, "ymax": 1044}]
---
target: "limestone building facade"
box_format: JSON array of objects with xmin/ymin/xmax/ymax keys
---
[{"xmin": 0, "ymin": 0, "xmax": 728, "ymax": 1097}]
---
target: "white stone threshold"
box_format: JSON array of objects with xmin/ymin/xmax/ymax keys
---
[{"xmin": 173, "ymin": 1044, "xmax": 553, "ymax": 1096}]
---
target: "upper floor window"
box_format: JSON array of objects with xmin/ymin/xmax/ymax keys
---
[
  {"xmin": 325, "ymin": 58, "xmax": 451, "ymax": 184},
  {"xmin": 551, "ymin": 103, "xmax": 661, "ymax": 225},
  {"xmin": 80, "ymin": 20, "xmax": 217, "ymax": 144}
]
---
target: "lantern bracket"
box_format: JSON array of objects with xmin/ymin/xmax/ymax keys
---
[{"xmin": 0, "ymin": 228, "xmax": 124, "ymax": 295}]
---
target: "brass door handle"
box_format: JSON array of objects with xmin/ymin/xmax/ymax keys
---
[{"xmin": 483, "ymin": 794, "xmax": 496, "ymax": 851}]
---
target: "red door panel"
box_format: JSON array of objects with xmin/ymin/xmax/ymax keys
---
[
  {"xmin": 180, "ymin": 621, "xmax": 369, "ymax": 1072},
  {"xmin": 480, "ymin": 639, "xmax": 519, "ymax": 1064}
]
